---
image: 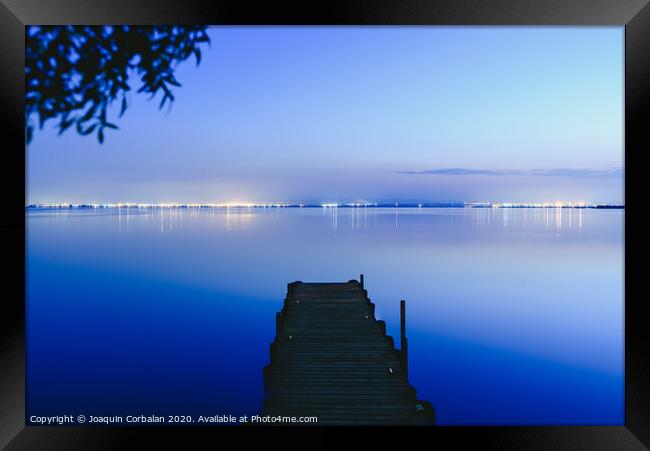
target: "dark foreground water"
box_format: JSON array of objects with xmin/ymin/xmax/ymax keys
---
[{"xmin": 26, "ymin": 207, "xmax": 623, "ymax": 425}]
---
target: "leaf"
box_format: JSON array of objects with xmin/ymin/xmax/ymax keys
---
[
  {"xmin": 119, "ymin": 96, "xmax": 127, "ymax": 117},
  {"xmin": 98, "ymin": 127, "xmax": 104, "ymax": 143},
  {"xmin": 80, "ymin": 103, "xmax": 98, "ymax": 123},
  {"xmin": 77, "ymin": 122, "xmax": 97, "ymax": 135},
  {"xmin": 165, "ymin": 76, "xmax": 181, "ymax": 87},
  {"xmin": 58, "ymin": 118, "xmax": 74, "ymax": 134},
  {"xmin": 57, "ymin": 112, "xmax": 75, "ymax": 132},
  {"xmin": 159, "ymin": 93, "xmax": 169, "ymax": 109},
  {"xmin": 159, "ymin": 83, "xmax": 174, "ymax": 109}
]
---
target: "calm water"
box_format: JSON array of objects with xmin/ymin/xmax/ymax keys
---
[{"xmin": 26, "ymin": 207, "xmax": 624, "ymax": 425}]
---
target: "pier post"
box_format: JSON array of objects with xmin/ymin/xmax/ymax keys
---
[
  {"xmin": 360, "ymin": 273, "xmax": 364, "ymax": 289},
  {"xmin": 400, "ymin": 300, "xmax": 408, "ymax": 379}
]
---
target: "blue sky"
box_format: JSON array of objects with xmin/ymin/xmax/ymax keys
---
[{"xmin": 27, "ymin": 26, "xmax": 624, "ymax": 204}]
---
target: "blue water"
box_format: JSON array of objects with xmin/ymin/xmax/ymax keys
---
[{"xmin": 26, "ymin": 207, "xmax": 624, "ymax": 425}]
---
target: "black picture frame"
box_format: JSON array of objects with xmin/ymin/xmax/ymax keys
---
[{"xmin": 2, "ymin": 0, "xmax": 649, "ymax": 449}]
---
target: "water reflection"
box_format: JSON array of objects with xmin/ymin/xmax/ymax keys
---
[
  {"xmin": 26, "ymin": 207, "xmax": 623, "ymax": 425},
  {"xmin": 469, "ymin": 207, "xmax": 589, "ymax": 234},
  {"xmin": 226, "ymin": 206, "xmax": 255, "ymax": 231},
  {"xmin": 56, "ymin": 206, "xmax": 596, "ymax": 236},
  {"xmin": 322, "ymin": 204, "xmax": 338, "ymax": 231}
]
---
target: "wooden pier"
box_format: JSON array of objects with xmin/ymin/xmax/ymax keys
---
[{"xmin": 262, "ymin": 275, "xmax": 435, "ymax": 425}]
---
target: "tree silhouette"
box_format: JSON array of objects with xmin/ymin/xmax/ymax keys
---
[{"xmin": 25, "ymin": 25, "xmax": 210, "ymax": 144}]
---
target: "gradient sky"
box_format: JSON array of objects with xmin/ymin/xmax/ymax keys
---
[{"xmin": 26, "ymin": 26, "xmax": 624, "ymax": 204}]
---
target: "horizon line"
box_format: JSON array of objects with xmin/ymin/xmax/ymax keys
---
[{"xmin": 25, "ymin": 201, "xmax": 625, "ymax": 209}]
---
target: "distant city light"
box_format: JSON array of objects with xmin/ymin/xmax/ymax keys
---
[{"xmin": 25, "ymin": 201, "xmax": 622, "ymax": 209}]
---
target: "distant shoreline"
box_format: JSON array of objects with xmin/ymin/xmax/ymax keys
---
[{"xmin": 25, "ymin": 203, "xmax": 625, "ymax": 210}]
